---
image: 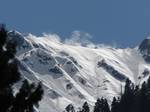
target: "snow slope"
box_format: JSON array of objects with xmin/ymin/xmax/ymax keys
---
[{"xmin": 8, "ymin": 31, "xmax": 150, "ymax": 112}]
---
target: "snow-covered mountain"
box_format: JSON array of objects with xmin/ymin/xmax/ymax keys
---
[{"xmin": 8, "ymin": 31, "xmax": 150, "ymax": 112}]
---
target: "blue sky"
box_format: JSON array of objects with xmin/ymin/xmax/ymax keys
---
[{"xmin": 0, "ymin": 0, "xmax": 150, "ymax": 47}]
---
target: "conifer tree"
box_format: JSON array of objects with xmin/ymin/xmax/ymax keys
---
[
  {"xmin": 103, "ymin": 99, "xmax": 110, "ymax": 112},
  {"xmin": 80, "ymin": 102, "xmax": 90, "ymax": 112},
  {"xmin": 65, "ymin": 104, "xmax": 75, "ymax": 112},
  {"xmin": 111, "ymin": 97, "xmax": 120, "ymax": 112},
  {"xmin": 0, "ymin": 24, "xmax": 20, "ymax": 112},
  {"xmin": 119, "ymin": 78, "xmax": 135, "ymax": 112},
  {"xmin": 146, "ymin": 77, "xmax": 150, "ymax": 112},
  {"xmin": 139, "ymin": 81, "xmax": 147, "ymax": 112},
  {"xmin": 93, "ymin": 98, "xmax": 101, "ymax": 112},
  {"xmin": 0, "ymin": 25, "xmax": 43, "ymax": 112},
  {"xmin": 94, "ymin": 98, "xmax": 110, "ymax": 112}
]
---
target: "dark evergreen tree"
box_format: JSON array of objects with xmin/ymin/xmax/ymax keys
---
[
  {"xmin": 111, "ymin": 77, "xmax": 150, "ymax": 112},
  {"xmin": 103, "ymin": 99, "xmax": 110, "ymax": 112},
  {"xmin": 65, "ymin": 104, "xmax": 75, "ymax": 112},
  {"xmin": 94, "ymin": 98, "xmax": 110, "ymax": 112},
  {"xmin": 111, "ymin": 97, "xmax": 120, "ymax": 112},
  {"xmin": 118, "ymin": 78, "xmax": 135, "ymax": 112},
  {"xmin": 0, "ymin": 24, "xmax": 19, "ymax": 112},
  {"xmin": 80, "ymin": 102, "xmax": 90, "ymax": 112},
  {"xmin": 11, "ymin": 80, "xmax": 43, "ymax": 112},
  {"xmin": 130, "ymin": 85, "xmax": 140, "ymax": 112},
  {"xmin": 146, "ymin": 77, "xmax": 150, "ymax": 112},
  {"xmin": 67, "ymin": 76, "xmax": 150, "ymax": 112},
  {"xmin": 0, "ymin": 25, "xmax": 43, "ymax": 112},
  {"xmin": 0, "ymin": 24, "xmax": 7, "ymax": 52},
  {"xmin": 139, "ymin": 81, "xmax": 147, "ymax": 112},
  {"xmin": 93, "ymin": 98, "xmax": 101, "ymax": 112}
]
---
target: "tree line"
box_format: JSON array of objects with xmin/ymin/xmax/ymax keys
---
[{"xmin": 65, "ymin": 77, "xmax": 150, "ymax": 112}]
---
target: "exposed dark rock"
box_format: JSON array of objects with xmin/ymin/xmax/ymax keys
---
[
  {"xmin": 97, "ymin": 59, "xmax": 127, "ymax": 81},
  {"xmin": 8, "ymin": 30, "xmax": 24, "ymax": 46},
  {"xmin": 48, "ymin": 90, "xmax": 61, "ymax": 99},
  {"xmin": 68, "ymin": 56, "xmax": 82, "ymax": 69},
  {"xmin": 139, "ymin": 38, "xmax": 150, "ymax": 62},
  {"xmin": 66, "ymin": 83, "xmax": 73, "ymax": 90},
  {"xmin": 49, "ymin": 66, "xmax": 63, "ymax": 74},
  {"xmin": 142, "ymin": 68, "xmax": 149, "ymax": 77},
  {"xmin": 78, "ymin": 93, "xmax": 85, "ymax": 99},
  {"xmin": 78, "ymin": 77, "xmax": 86, "ymax": 85}
]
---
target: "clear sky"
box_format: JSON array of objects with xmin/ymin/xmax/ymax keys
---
[{"xmin": 0, "ymin": 0, "xmax": 150, "ymax": 47}]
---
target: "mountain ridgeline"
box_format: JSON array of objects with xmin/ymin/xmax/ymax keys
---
[{"xmin": 3, "ymin": 28, "xmax": 150, "ymax": 112}]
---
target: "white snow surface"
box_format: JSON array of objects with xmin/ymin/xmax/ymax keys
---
[{"xmin": 8, "ymin": 31, "xmax": 150, "ymax": 112}]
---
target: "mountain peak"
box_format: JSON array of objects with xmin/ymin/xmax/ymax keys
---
[
  {"xmin": 139, "ymin": 38, "xmax": 150, "ymax": 62},
  {"xmin": 7, "ymin": 30, "xmax": 150, "ymax": 112}
]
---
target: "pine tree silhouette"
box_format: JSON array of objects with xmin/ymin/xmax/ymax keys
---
[
  {"xmin": 79, "ymin": 102, "xmax": 90, "ymax": 112},
  {"xmin": 0, "ymin": 25, "xmax": 43, "ymax": 112},
  {"xmin": 119, "ymin": 78, "xmax": 135, "ymax": 112},
  {"xmin": 111, "ymin": 97, "xmax": 120, "ymax": 112},
  {"xmin": 93, "ymin": 98, "xmax": 101, "ymax": 112},
  {"xmin": 94, "ymin": 98, "xmax": 110, "ymax": 112},
  {"xmin": 0, "ymin": 24, "xmax": 19, "ymax": 112},
  {"xmin": 65, "ymin": 104, "xmax": 75, "ymax": 112}
]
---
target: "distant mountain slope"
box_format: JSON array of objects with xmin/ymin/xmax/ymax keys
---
[{"xmin": 8, "ymin": 31, "xmax": 150, "ymax": 112}]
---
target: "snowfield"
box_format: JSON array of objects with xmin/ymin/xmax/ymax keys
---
[{"xmin": 8, "ymin": 31, "xmax": 150, "ymax": 112}]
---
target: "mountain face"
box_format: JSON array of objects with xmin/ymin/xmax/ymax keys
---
[
  {"xmin": 139, "ymin": 38, "xmax": 150, "ymax": 62},
  {"xmin": 8, "ymin": 31, "xmax": 150, "ymax": 112}
]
